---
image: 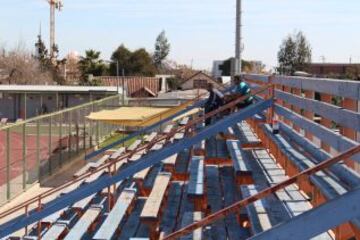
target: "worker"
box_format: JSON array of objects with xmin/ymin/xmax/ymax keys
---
[
  {"xmin": 225, "ymin": 75, "xmax": 253, "ymax": 108},
  {"xmin": 204, "ymin": 83, "xmax": 224, "ymax": 126}
]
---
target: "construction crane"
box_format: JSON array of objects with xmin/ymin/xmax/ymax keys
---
[{"xmin": 44, "ymin": 0, "xmax": 63, "ymax": 61}]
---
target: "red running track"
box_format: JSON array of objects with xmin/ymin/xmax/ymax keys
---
[{"xmin": 0, "ymin": 131, "xmax": 60, "ymax": 186}]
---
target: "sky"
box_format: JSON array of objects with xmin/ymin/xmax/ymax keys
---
[{"xmin": 0, "ymin": 0, "xmax": 359, "ymax": 71}]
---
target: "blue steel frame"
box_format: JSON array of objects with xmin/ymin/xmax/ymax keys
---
[
  {"xmin": 0, "ymin": 99, "xmax": 272, "ymax": 238},
  {"xmin": 250, "ymin": 187, "xmax": 360, "ymax": 240}
]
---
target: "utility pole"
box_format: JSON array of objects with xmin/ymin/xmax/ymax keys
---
[
  {"xmin": 116, "ymin": 61, "xmax": 120, "ymax": 93},
  {"xmin": 233, "ymin": 0, "xmax": 243, "ymax": 77},
  {"xmin": 122, "ymin": 69, "xmax": 125, "ymax": 106}
]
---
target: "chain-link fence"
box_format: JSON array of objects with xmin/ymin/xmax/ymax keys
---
[{"xmin": 0, "ymin": 95, "xmax": 120, "ymax": 205}]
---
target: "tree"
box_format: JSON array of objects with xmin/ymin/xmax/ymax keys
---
[
  {"xmin": 130, "ymin": 48, "xmax": 157, "ymax": 76},
  {"xmin": 0, "ymin": 44, "xmax": 54, "ymax": 85},
  {"xmin": 110, "ymin": 44, "xmax": 131, "ymax": 75},
  {"xmin": 345, "ymin": 65, "xmax": 360, "ymax": 80},
  {"xmin": 78, "ymin": 50, "xmax": 107, "ymax": 85},
  {"xmin": 34, "ymin": 34, "xmax": 66, "ymax": 84},
  {"xmin": 277, "ymin": 31, "xmax": 312, "ymax": 75},
  {"xmin": 294, "ymin": 31, "xmax": 312, "ymax": 72},
  {"xmin": 153, "ymin": 31, "xmax": 170, "ymax": 69},
  {"xmin": 110, "ymin": 44, "xmax": 157, "ymax": 76}
]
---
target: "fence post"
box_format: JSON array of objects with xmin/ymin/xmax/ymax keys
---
[
  {"xmin": 320, "ymin": 93, "xmax": 333, "ymax": 152},
  {"xmin": 36, "ymin": 120, "xmax": 40, "ymax": 180},
  {"xmin": 6, "ymin": 128, "xmax": 10, "ymax": 200},
  {"xmin": 48, "ymin": 116, "xmax": 52, "ymax": 175},
  {"xmin": 22, "ymin": 124, "xmax": 27, "ymax": 190}
]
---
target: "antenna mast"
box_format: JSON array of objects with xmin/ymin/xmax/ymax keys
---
[{"xmin": 47, "ymin": 0, "xmax": 63, "ymax": 61}]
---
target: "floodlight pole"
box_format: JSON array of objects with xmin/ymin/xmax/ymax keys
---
[{"xmin": 235, "ymin": 0, "xmax": 242, "ymax": 76}]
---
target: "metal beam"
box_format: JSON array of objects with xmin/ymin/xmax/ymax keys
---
[
  {"xmin": 0, "ymin": 99, "xmax": 272, "ymax": 238},
  {"xmin": 249, "ymin": 187, "xmax": 360, "ymax": 240},
  {"xmin": 273, "ymin": 75, "xmax": 360, "ymax": 100},
  {"xmin": 275, "ymin": 105, "xmax": 360, "ymax": 163},
  {"xmin": 275, "ymin": 90, "xmax": 360, "ymax": 131}
]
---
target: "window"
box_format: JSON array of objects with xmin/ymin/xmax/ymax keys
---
[{"xmin": 193, "ymin": 79, "xmax": 208, "ymax": 89}]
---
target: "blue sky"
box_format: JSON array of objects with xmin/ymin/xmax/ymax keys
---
[{"xmin": 0, "ymin": 0, "xmax": 359, "ymax": 70}]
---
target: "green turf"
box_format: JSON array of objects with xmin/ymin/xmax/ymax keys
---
[{"xmin": 99, "ymin": 133, "xmax": 138, "ymax": 149}]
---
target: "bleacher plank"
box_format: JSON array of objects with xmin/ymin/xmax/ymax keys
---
[
  {"xmin": 93, "ymin": 189, "xmax": 136, "ymax": 240},
  {"xmin": 234, "ymin": 122, "xmax": 262, "ymax": 148},
  {"xmin": 144, "ymin": 132, "xmax": 157, "ymax": 143},
  {"xmin": 162, "ymin": 154, "xmax": 178, "ymax": 173},
  {"xmin": 41, "ymin": 223, "xmax": 67, "ymax": 240},
  {"xmin": 179, "ymin": 117, "xmax": 190, "ymax": 126},
  {"xmin": 220, "ymin": 167, "xmax": 250, "ymax": 239},
  {"xmin": 150, "ymin": 143, "xmax": 163, "ymax": 151},
  {"xmin": 174, "ymin": 132, "xmax": 185, "ymax": 140},
  {"xmin": 163, "ymin": 125, "xmax": 174, "ymax": 134},
  {"xmin": 179, "ymin": 212, "xmax": 203, "ymax": 240},
  {"xmin": 159, "ymin": 182, "xmax": 183, "ymax": 237},
  {"xmin": 174, "ymin": 149, "xmax": 191, "ymax": 181},
  {"xmin": 118, "ymin": 199, "xmax": 146, "ymax": 240},
  {"xmin": 226, "ymin": 139, "xmax": 253, "ymax": 184},
  {"xmin": 63, "ymin": 206, "xmax": 102, "ymax": 240},
  {"xmin": 187, "ymin": 156, "xmax": 206, "ymax": 211},
  {"xmin": 140, "ymin": 172, "xmax": 172, "ymax": 239},
  {"xmin": 109, "ymin": 147, "xmax": 126, "ymax": 160},
  {"xmin": 141, "ymin": 173, "xmax": 171, "ymax": 220},
  {"xmin": 128, "ymin": 140, "xmax": 142, "ymax": 152},
  {"xmin": 205, "ymin": 166, "xmax": 227, "ymax": 240},
  {"xmin": 240, "ymin": 185, "xmax": 272, "ymax": 234}
]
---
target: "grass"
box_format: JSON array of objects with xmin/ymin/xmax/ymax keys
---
[{"xmin": 99, "ymin": 132, "xmax": 138, "ymax": 149}]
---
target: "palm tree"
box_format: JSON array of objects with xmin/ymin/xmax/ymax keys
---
[{"xmin": 78, "ymin": 49, "xmax": 107, "ymax": 85}]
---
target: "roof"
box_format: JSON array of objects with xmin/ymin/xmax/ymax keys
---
[
  {"xmin": 0, "ymin": 85, "xmax": 121, "ymax": 93},
  {"xmin": 180, "ymin": 71, "xmax": 224, "ymax": 89},
  {"xmin": 310, "ymin": 63, "xmax": 360, "ymax": 67}
]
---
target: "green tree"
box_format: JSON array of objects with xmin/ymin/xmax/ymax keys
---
[
  {"xmin": 277, "ymin": 31, "xmax": 312, "ymax": 75},
  {"xmin": 153, "ymin": 30, "xmax": 171, "ymax": 69},
  {"xmin": 34, "ymin": 35, "xmax": 65, "ymax": 84},
  {"xmin": 110, "ymin": 44, "xmax": 157, "ymax": 76},
  {"xmin": 130, "ymin": 48, "xmax": 157, "ymax": 76},
  {"xmin": 78, "ymin": 50, "xmax": 107, "ymax": 85},
  {"xmin": 294, "ymin": 31, "xmax": 312, "ymax": 72},
  {"xmin": 110, "ymin": 44, "xmax": 131, "ymax": 75},
  {"xmin": 34, "ymin": 34, "xmax": 50, "ymax": 68}
]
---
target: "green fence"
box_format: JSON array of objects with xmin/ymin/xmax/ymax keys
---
[{"xmin": 0, "ymin": 95, "xmax": 121, "ymax": 205}]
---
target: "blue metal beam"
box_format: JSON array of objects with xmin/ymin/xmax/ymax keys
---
[
  {"xmin": 275, "ymin": 104, "xmax": 360, "ymax": 163},
  {"xmin": 0, "ymin": 99, "xmax": 272, "ymax": 238},
  {"xmin": 279, "ymin": 122, "xmax": 360, "ymax": 189},
  {"xmin": 249, "ymin": 187, "xmax": 360, "ymax": 240},
  {"xmin": 275, "ymin": 90, "xmax": 360, "ymax": 131},
  {"xmin": 273, "ymin": 75, "xmax": 360, "ymax": 100}
]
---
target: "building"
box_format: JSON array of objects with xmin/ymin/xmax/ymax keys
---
[
  {"xmin": 309, "ymin": 63, "xmax": 360, "ymax": 79},
  {"xmin": 212, "ymin": 60, "xmax": 225, "ymax": 79},
  {"xmin": 100, "ymin": 76, "xmax": 162, "ymax": 98},
  {"xmin": 179, "ymin": 71, "xmax": 223, "ymax": 90},
  {"xmin": 0, "ymin": 85, "xmax": 121, "ymax": 121}
]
